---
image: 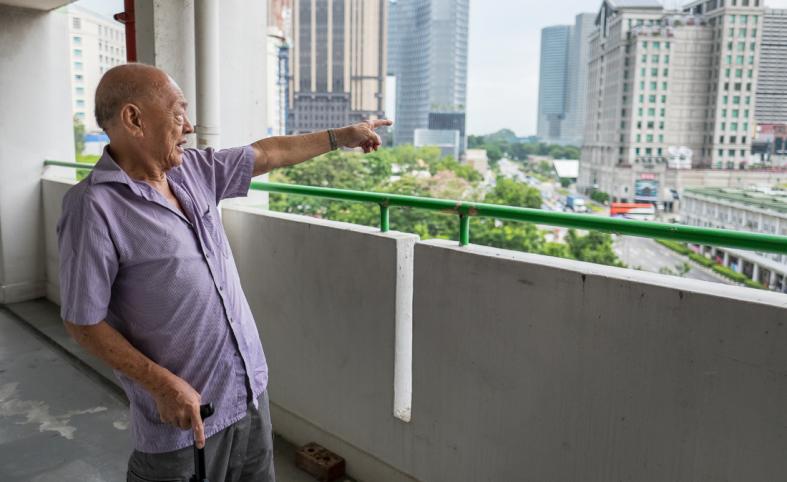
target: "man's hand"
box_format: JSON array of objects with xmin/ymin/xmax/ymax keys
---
[
  {"xmin": 337, "ymin": 119, "xmax": 394, "ymax": 153},
  {"xmin": 151, "ymin": 370, "xmax": 206, "ymax": 449}
]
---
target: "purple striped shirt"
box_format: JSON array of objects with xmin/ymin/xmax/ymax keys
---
[{"xmin": 57, "ymin": 145, "xmax": 268, "ymax": 453}]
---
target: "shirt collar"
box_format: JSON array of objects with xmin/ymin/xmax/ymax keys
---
[
  {"xmin": 90, "ymin": 145, "xmax": 185, "ymax": 195},
  {"xmin": 90, "ymin": 145, "xmax": 135, "ymax": 187}
]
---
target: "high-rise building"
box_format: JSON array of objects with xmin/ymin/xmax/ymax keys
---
[
  {"xmin": 289, "ymin": 0, "xmax": 387, "ymax": 134},
  {"xmin": 579, "ymin": 0, "xmax": 765, "ymax": 204},
  {"xmin": 67, "ymin": 5, "xmax": 126, "ymax": 134},
  {"xmin": 537, "ymin": 26, "xmax": 571, "ymax": 144},
  {"xmin": 536, "ymin": 14, "xmax": 595, "ymax": 147},
  {"xmin": 755, "ymin": 9, "xmax": 787, "ymax": 125},
  {"xmin": 389, "ymin": 0, "xmax": 469, "ymax": 152}
]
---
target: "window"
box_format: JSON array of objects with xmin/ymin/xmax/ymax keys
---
[
  {"xmin": 748, "ymin": 55, "xmax": 754, "ymax": 65},
  {"xmin": 721, "ymin": 122, "xmax": 726, "ymax": 130},
  {"xmin": 653, "ymin": 41, "xmax": 660, "ymax": 49},
  {"xmin": 648, "ymin": 108, "xmax": 656, "ymax": 116},
  {"xmin": 745, "ymin": 96, "xmax": 751, "ymax": 104},
  {"xmin": 652, "ymin": 55, "xmax": 660, "ymax": 63},
  {"xmin": 73, "ymin": 36, "xmax": 81, "ymax": 45},
  {"xmin": 76, "ymin": 99, "xmax": 85, "ymax": 108},
  {"xmin": 659, "ymin": 121, "xmax": 664, "ymax": 129},
  {"xmin": 658, "ymin": 134, "xmax": 664, "ymax": 143},
  {"xmin": 72, "ymin": 17, "xmax": 81, "ymax": 29},
  {"xmin": 635, "ymin": 148, "xmax": 641, "ymax": 155},
  {"xmin": 636, "ymin": 134, "xmax": 642, "ymax": 142},
  {"xmin": 736, "ymin": 55, "xmax": 744, "ymax": 64},
  {"xmin": 752, "ymin": 28, "xmax": 757, "ymax": 37},
  {"xmin": 640, "ymin": 81, "xmax": 645, "ymax": 90},
  {"xmin": 73, "ymin": 61, "xmax": 83, "ymax": 71},
  {"xmin": 662, "ymin": 81, "xmax": 668, "ymax": 90},
  {"xmin": 638, "ymin": 108, "xmax": 643, "ymax": 116},
  {"xmin": 650, "ymin": 81, "xmax": 657, "ymax": 90},
  {"xmin": 731, "ymin": 122, "xmax": 738, "ymax": 131},
  {"xmin": 661, "ymin": 95, "xmax": 666, "ymax": 103},
  {"xmin": 642, "ymin": 54, "xmax": 648, "ymax": 63},
  {"xmin": 722, "ymin": 109, "xmax": 727, "ymax": 118},
  {"xmin": 735, "ymin": 69, "xmax": 743, "ymax": 78},
  {"xmin": 74, "ymin": 74, "xmax": 83, "ymax": 82},
  {"xmin": 75, "ymin": 86, "xmax": 84, "ymax": 95},
  {"xmin": 643, "ymin": 41, "xmax": 648, "ymax": 48},
  {"xmin": 733, "ymin": 96, "xmax": 741, "ymax": 104},
  {"xmin": 739, "ymin": 29, "xmax": 747, "ymax": 38},
  {"xmin": 648, "ymin": 121, "xmax": 655, "ymax": 129},
  {"xmin": 726, "ymin": 55, "xmax": 732, "ymax": 64},
  {"xmin": 664, "ymin": 55, "xmax": 670, "ymax": 64},
  {"xmin": 729, "ymin": 15, "xmax": 736, "ymax": 24},
  {"xmin": 725, "ymin": 68, "xmax": 731, "ymax": 77},
  {"xmin": 723, "ymin": 95, "xmax": 729, "ymax": 104},
  {"xmin": 639, "ymin": 95, "xmax": 645, "ymax": 103},
  {"xmin": 73, "ymin": 48, "xmax": 82, "ymax": 57},
  {"xmin": 646, "ymin": 134, "xmax": 654, "ymax": 142},
  {"xmin": 651, "ymin": 68, "xmax": 658, "ymax": 76},
  {"xmin": 737, "ymin": 42, "xmax": 745, "ymax": 51},
  {"xmin": 660, "ymin": 108, "xmax": 665, "ymax": 117},
  {"xmin": 75, "ymin": 112, "xmax": 85, "ymax": 120},
  {"xmin": 663, "ymin": 68, "xmax": 669, "ymax": 76},
  {"xmin": 649, "ymin": 95, "xmax": 656, "ymax": 103}
]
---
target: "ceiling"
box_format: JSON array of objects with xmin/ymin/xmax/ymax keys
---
[{"xmin": 1, "ymin": 0, "xmax": 76, "ymax": 11}]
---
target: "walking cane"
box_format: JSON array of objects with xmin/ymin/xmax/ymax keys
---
[{"xmin": 189, "ymin": 403, "xmax": 214, "ymax": 482}]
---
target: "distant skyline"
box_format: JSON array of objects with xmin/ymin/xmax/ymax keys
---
[{"xmin": 75, "ymin": 0, "xmax": 787, "ymax": 137}]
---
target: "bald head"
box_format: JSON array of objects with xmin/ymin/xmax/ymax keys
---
[{"xmin": 94, "ymin": 63, "xmax": 172, "ymax": 131}]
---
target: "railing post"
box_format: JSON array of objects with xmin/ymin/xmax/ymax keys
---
[
  {"xmin": 380, "ymin": 204, "xmax": 390, "ymax": 232},
  {"xmin": 459, "ymin": 214, "xmax": 470, "ymax": 246}
]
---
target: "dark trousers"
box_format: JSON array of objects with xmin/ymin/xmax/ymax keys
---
[{"xmin": 127, "ymin": 391, "xmax": 275, "ymax": 482}]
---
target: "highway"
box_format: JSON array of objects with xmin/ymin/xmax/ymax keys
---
[{"xmin": 614, "ymin": 235, "xmax": 733, "ymax": 284}]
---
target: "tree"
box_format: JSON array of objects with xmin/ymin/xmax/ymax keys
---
[
  {"xmin": 73, "ymin": 115, "xmax": 85, "ymax": 156},
  {"xmin": 485, "ymin": 144, "xmax": 503, "ymax": 163},
  {"xmin": 485, "ymin": 177, "xmax": 542, "ymax": 209},
  {"xmin": 565, "ymin": 230, "xmax": 624, "ymax": 267}
]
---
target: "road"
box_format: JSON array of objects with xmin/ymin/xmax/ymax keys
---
[{"xmin": 614, "ymin": 235, "xmax": 733, "ymax": 284}]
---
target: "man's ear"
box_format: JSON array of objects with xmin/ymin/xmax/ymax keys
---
[{"xmin": 119, "ymin": 103, "xmax": 144, "ymax": 138}]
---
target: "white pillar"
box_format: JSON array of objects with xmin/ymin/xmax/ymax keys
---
[
  {"xmin": 723, "ymin": 251, "xmax": 730, "ymax": 267},
  {"xmin": 752, "ymin": 263, "xmax": 760, "ymax": 283},
  {"xmin": 194, "ymin": 0, "xmax": 221, "ymax": 149},
  {"xmin": 0, "ymin": 5, "xmax": 74, "ymax": 303}
]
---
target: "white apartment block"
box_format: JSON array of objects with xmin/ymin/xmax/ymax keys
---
[
  {"xmin": 682, "ymin": 187, "xmax": 787, "ymax": 292},
  {"xmin": 580, "ymin": 0, "xmax": 765, "ymax": 203},
  {"xmin": 68, "ymin": 5, "xmax": 126, "ymax": 134}
]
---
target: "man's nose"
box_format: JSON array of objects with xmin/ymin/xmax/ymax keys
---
[{"xmin": 183, "ymin": 116, "xmax": 195, "ymax": 135}]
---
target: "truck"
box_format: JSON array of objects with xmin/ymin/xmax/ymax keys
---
[{"xmin": 565, "ymin": 195, "xmax": 587, "ymax": 213}]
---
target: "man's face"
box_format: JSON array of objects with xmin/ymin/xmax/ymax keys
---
[{"xmin": 142, "ymin": 80, "xmax": 193, "ymax": 171}]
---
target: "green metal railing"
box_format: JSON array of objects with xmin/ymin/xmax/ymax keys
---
[{"xmin": 45, "ymin": 160, "xmax": 787, "ymax": 255}]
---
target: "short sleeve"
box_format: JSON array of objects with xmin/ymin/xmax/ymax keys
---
[
  {"xmin": 57, "ymin": 195, "xmax": 118, "ymax": 326},
  {"xmin": 181, "ymin": 145, "xmax": 255, "ymax": 204}
]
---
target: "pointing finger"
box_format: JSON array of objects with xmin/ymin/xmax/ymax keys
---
[{"xmin": 369, "ymin": 119, "xmax": 393, "ymax": 130}]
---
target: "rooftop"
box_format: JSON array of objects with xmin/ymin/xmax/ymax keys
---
[{"xmin": 684, "ymin": 187, "xmax": 787, "ymax": 215}]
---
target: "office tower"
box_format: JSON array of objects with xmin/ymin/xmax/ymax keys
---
[
  {"xmin": 537, "ymin": 14, "xmax": 595, "ymax": 146},
  {"xmin": 67, "ymin": 5, "xmax": 127, "ymax": 133},
  {"xmin": 289, "ymin": 0, "xmax": 387, "ymax": 134},
  {"xmin": 755, "ymin": 9, "xmax": 787, "ymax": 125},
  {"xmin": 389, "ymin": 0, "xmax": 469, "ymax": 152},
  {"xmin": 537, "ymin": 25, "xmax": 571, "ymax": 144},
  {"xmin": 579, "ymin": 0, "xmax": 764, "ymax": 204}
]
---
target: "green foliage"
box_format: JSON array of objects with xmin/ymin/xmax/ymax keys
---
[
  {"xmin": 688, "ymin": 252, "xmax": 715, "ymax": 268},
  {"xmin": 590, "ymin": 190, "xmax": 610, "ymax": 204},
  {"xmin": 485, "ymin": 144, "xmax": 503, "ymax": 163},
  {"xmin": 565, "ymin": 229, "xmax": 625, "ymax": 267},
  {"xmin": 269, "ymin": 145, "xmax": 623, "ymax": 266},
  {"xmin": 73, "ymin": 115, "xmax": 85, "ymax": 156},
  {"xmin": 655, "ymin": 239, "xmax": 691, "ymax": 255},
  {"xmin": 560, "ymin": 178, "xmax": 572, "ymax": 188},
  {"xmin": 75, "ymin": 153, "xmax": 100, "ymax": 181},
  {"xmin": 711, "ymin": 264, "xmax": 764, "ymax": 289}
]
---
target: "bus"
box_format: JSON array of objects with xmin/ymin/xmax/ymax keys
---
[{"xmin": 610, "ymin": 202, "xmax": 656, "ymax": 221}]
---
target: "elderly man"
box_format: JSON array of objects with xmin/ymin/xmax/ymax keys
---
[{"xmin": 58, "ymin": 63, "xmax": 391, "ymax": 482}]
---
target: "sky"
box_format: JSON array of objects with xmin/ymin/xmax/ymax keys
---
[{"xmin": 76, "ymin": 0, "xmax": 787, "ymax": 137}]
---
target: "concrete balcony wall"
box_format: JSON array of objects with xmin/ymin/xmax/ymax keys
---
[
  {"xmin": 221, "ymin": 207, "xmax": 419, "ymax": 482},
  {"xmin": 411, "ymin": 240, "xmax": 787, "ymax": 481},
  {"xmin": 223, "ymin": 208, "xmax": 787, "ymax": 482},
  {"xmin": 42, "ymin": 177, "xmax": 76, "ymax": 305}
]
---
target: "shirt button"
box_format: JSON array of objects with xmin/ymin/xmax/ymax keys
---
[
  {"xmin": 205, "ymin": 253, "xmax": 210, "ymax": 259},
  {"xmin": 219, "ymin": 286, "xmax": 224, "ymax": 292},
  {"xmin": 228, "ymin": 316, "xmax": 233, "ymax": 324}
]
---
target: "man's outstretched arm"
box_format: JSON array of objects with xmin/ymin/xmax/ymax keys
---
[
  {"xmin": 250, "ymin": 119, "xmax": 393, "ymax": 176},
  {"xmin": 63, "ymin": 320, "xmax": 207, "ymax": 448}
]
